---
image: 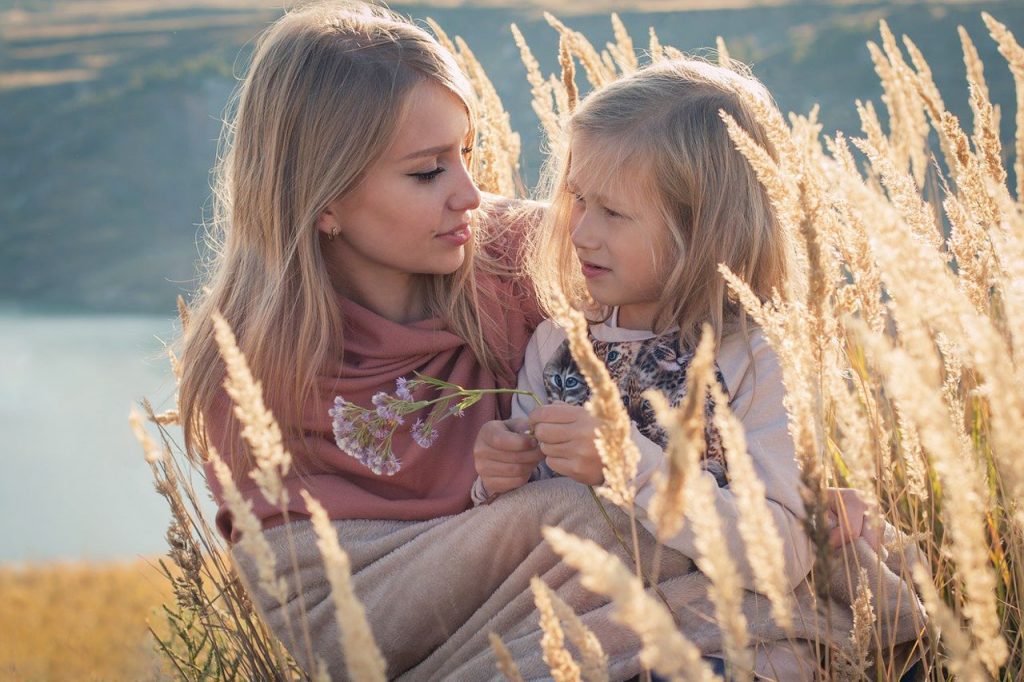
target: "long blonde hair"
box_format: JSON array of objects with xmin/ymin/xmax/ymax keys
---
[
  {"xmin": 530, "ymin": 57, "xmax": 788, "ymax": 350},
  {"xmin": 178, "ymin": 1, "xmax": 506, "ymax": 463}
]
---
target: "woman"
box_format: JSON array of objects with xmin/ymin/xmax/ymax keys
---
[{"xmin": 178, "ymin": 3, "xmax": 920, "ymax": 679}]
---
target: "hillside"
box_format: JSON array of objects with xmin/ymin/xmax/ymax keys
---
[{"xmin": 0, "ymin": 0, "xmax": 1019, "ymax": 312}]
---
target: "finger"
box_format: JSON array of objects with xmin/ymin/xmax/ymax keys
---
[
  {"xmin": 477, "ymin": 459, "xmax": 539, "ymax": 479},
  {"xmin": 532, "ymin": 422, "xmax": 578, "ymax": 446},
  {"xmin": 486, "ymin": 426, "xmax": 539, "ymax": 452},
  {"xmin": 483, "ymin": 476, "xmax": 531, "ymax": 495},
  {"xmin": 528, "ymin": 403, "xmax": 581, "ymax": 426},
  {"xmin": 478, "ymin": 446, "xmax": 545, "ymax": 466},
  {"xmin": 545, "ymin": 455, "xmax": 604, "ymax": 486},
  {"xmin": 504, "ymin": 417, "xmax": 533, "ymax": 435}
]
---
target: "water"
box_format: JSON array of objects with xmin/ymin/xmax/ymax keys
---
[{"xmin": 0, "ymin": 306, "xmax": 209, "ymax": 563}]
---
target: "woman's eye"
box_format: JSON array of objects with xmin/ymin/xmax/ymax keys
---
[
  {"xmin": 410, "ymin": 168, "xmax": 445, "ymax": 182},
  {"xmin": 603, "ymin": 205, "xmax": 622, "ymax": 218}
]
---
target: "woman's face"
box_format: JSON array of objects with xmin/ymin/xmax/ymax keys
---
[{"xmin": 321, "ymin": 81, "xmax": 481, "ymax": 305}]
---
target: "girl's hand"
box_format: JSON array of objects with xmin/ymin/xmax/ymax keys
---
[
  {"xmin": 528, "ymin": 403, "xmax": 605, "ymax": 486},
  {"xmin": 473, "ymin": 418, "xmax": 545, "ymax": 496},
  {"xmin": 826, "ymin": 487, "xmax": 881, "ymax": 552}
]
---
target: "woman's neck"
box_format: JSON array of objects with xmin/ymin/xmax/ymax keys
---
[{"xmin": 333, "ymin": 272, "xmax": 430, "ymax": 324}]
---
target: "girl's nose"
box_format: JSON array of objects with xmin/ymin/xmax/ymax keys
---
[
  {"xmin": 570, "ymin": 209, "xmax": 598, "ymax": 250},
  {"xmin": 449, "ymin": 163, "xmax": 482, "ymax": 212}
]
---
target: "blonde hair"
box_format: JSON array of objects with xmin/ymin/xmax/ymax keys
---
[
  {"xmin": 178, "ymin": 1, "xmax": 508, "ymax": 464},
  {"xmin": 530, "ymin": 57, "xmax": 788, "ymax": 349}
]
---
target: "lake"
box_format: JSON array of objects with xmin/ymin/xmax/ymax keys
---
[{"xmin": 0, "ymin": 307, "xmax": 211, "ymax": 563}]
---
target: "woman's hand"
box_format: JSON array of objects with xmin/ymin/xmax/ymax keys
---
[
  {"xmin": 826, "ymin": 487, "xmax": 882, "ymax": 552},
  {"xmin": 528, "ymin": 403, "xmax": 605, "ymax": 486},
  {"xmin": 473, "ymin": 418, "xmax": 545, "ymax": 496}
]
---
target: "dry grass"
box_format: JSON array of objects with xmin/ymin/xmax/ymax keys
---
[{"xmin": 0, "ymin": 559, "xmax": 173, "ymax": 681}]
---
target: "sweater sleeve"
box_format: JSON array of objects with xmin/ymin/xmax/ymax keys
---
[
  {"xmin": 633, "ymin": 328, "xmax": 812, "ymax": 592},
  {"xmin": 471, "ymin": 320, "xmax": 562, "ymax": 505}
]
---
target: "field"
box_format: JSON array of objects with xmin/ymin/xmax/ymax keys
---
[
  {"xmin": 4, "ymin": 0, "xmax": 1024, "ymax": 679},
  {"xmin": 0, "ymin": 559, "xmax": 174, "ymax": 679}
]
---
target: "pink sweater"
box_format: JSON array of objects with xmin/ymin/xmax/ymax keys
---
[{"xmin": 205, "ymin": 219, "xmax": 542, "ymax": 540}]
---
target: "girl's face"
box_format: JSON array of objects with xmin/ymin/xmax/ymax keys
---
[
  {"xmin": 567, "ymin": 136, "xmax": 675, "ymax": 331},
  {"xmin": 320, "ymin": 81, "xmax": 481, "ymax": 307}
]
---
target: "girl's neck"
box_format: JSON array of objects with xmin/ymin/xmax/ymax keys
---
[{"xmin": 615, "ymin": 303, "xmax": 660, "ymax": 331}]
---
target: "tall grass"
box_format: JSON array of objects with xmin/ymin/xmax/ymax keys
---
[{"xmin": 137, "ymin": 11, "xmax": 1024, "ymax": 680}]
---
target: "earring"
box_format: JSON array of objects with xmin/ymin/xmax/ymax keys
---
[{"xmin": 329, "ymin": 226, "xmax": 339, "ymax": 241}]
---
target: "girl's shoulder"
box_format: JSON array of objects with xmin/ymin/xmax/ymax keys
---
[{"xmin": 717, "ymin": 325, "xmax": 780, "ymax": 400}]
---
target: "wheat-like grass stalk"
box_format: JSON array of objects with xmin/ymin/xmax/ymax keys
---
[
  {"xmin": 912, "ymin": 564, "xmax": 988, "ymax": 679},
  {"xmin": 646, "ymin": 332, "xmax": 752, "ymax": 680},
  {"xmin": 298, "ymin": 491, "xmax": 387, "ymax": 681},
  {"xmin": 531, "ymin": 577, "xmax": 583, "ymax": 682},
  {"xmin": 549, "ymin": 292, "xmax": 639, "ymax": 509},
  {"xmin": 608, "ymin": 13, "xmax": 637, "ymax": 74},
  {"xmin": 510, "ymin": 24, "xmax": 563, "ymax": 153},
  {"xmin": 982, "ymin": 12, "xmax": 1024, "ymax": 203},
  {"xmin": 709, "ymin": 380, "xmax": 796, "ymax": 632},
  {"xmin": 544, "ymin": 13, "xmax": 614, "ymax": 88},
  {"xmin": 959, "ymin": 26, "xmax": 994, "ymax": 140},
  {"xmin": 543, "ymin": 527, "xmax": 719, "ymax": 682},
  {"xmin": 559, "ymin": 34, "xmax": 579, "ymax": 115},
  {"xmin": 715, "ymin": 36, "xmax": 730, "ymax": 66},
  {"xmin": 851, "ymin": 322, "xmax": 1007, "ymax": 674},
  {"xmin": 642, "ymin": 329, "xmax": 715, "ymax": 541},
  {"xmin": 211, "ymin": 312, "xmax": 291, "ymax": 507},
  {"xmin": 454, "ymin": 35, "xmax": 521, "ymax": 198},
  {"xmin": 648, "ymin": 27, "xmax": 663, "ymax": 62},
  {"xmin": 489, "ymin": 632, "xmax": 526, "ymax": 682},
  {"xmin": 539, "ymin": 582, "xmax": 610, "ymax": 682}
]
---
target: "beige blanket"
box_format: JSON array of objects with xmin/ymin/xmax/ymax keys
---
[{"xmin": 233, "ymin": 478, "xmax": 926, "ymax": 681}]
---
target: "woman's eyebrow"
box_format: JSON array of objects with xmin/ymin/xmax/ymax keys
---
[{"xmin": 399, "ymin": 143, "xmax": 458, "ymax": 161}]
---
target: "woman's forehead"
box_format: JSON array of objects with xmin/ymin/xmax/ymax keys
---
[{"xmin": 386, "ymin": 81, "xmax": 470, "ymax": 160}]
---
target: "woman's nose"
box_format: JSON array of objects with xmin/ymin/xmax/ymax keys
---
[{"xmin": 449, "ymin": 163, "xmax": 482, "ymax": 212}]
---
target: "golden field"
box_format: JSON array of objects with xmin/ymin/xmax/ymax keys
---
[{"xmin": 0, "ymin": 560, "xmax": 174, "ymax": 680}]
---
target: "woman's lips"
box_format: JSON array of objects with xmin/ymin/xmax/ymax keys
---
[
  {"xmin": 436, "ymin": 224, "xmax": 471, "ymax": 246},
  {"xmin": 580, "ymin": 261, "xmax": 610, "ymax": 278}
]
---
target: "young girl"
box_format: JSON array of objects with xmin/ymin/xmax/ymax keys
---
[{"xmin": 473, "ymin": 57, "xmax": 919, "ymax": 680}]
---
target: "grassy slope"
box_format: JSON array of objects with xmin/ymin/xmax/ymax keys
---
[{"xmin": 0, "ymin": 1, "xmax": 1020, "ymax": 312}]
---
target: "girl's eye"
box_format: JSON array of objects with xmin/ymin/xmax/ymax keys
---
[
  {"xmin": 410, "ymin": 167, "xmax": 445, "ymax": 183},
  {"xmin": 602, "ymin": 205, "xmax": 622, "ymax": 219}
]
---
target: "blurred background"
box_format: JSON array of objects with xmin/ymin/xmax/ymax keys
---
[{"xmin": 0, "ymin": 0, "xmax": 1019, "ymax": 565}]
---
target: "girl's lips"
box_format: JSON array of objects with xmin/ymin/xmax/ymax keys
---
[
  {"xmin": 580, "ymin": 262, "xmax": 610, "ymax": 278},
  {"xmin": 436, "ymin": 224, "xmax": 471, "ymax": 246}
]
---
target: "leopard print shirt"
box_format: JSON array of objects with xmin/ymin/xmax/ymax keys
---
[{"xmin": 542, "ymin": 329, "xmax": 730, "ymax": 487}]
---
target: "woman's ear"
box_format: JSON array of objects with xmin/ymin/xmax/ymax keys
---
[{"xmin": 316, "ymin": 203, "xmax": 341, "ymax": 239}]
